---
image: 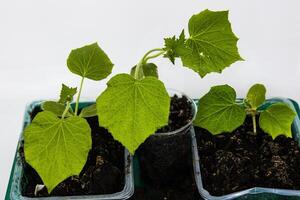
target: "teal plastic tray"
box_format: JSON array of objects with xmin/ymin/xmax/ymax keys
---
[
  {"xmin": 6, "ymin": 98, "xmax": 300, "ymax": 200},
  {"xmin": 193, "ymin": 98, "xmax": 300, "ymax": 200},
  {"xmin": 5, "ymin": 101, "xmax": 134, "ymax": 200}
]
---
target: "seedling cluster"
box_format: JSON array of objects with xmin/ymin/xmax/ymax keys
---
[
  {"xmin": 25, "ymin": 9, "xmax": 294, "ymax": 195},
  {"xmin": 194, "ymin": 84, "xmax": 296, "ymax": 138}
]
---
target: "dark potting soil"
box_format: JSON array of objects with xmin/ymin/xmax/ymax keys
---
[
  {"xmin": 19, "ymin": 105, "xmax": 125, "ymax": 197},
  {"xmin": 133, "ymin": 95, "xmax": 201, "ymax": 200},
  {"xmin": 195, "ymin": 115, "xmax": 300, "ymax": 196}
]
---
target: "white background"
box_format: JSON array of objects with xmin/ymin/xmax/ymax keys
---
[{"xmin": 1, "ymin": 0, "xmax": 300, "ymax": 197}]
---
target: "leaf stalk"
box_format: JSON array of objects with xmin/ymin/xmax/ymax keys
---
[
  {"xmin": 75, "ymin": 77, "xmax": 85, "ymax": 115},
  {"xmin": 134, "ymin": 48, "xmax": 165, "ymax": 79},
  {"xmin": 62, "ymin": 101, "xmax": 71, "ymax": 119}
]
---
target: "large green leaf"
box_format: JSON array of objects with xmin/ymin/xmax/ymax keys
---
[
  {"xmin": 246, "ymin": 84, "xmax": 266, "ymax": 109},
  {"xmin": 130, "ymin": 63, "xmax": 158, "ymax": 78},
  {"xmin": 96, "ymin": 74, "xmax": 170, "ymax": 154},
  {"xmin": 67, "ymin": 43, "xmax": 113, "ymax": 81},
  {"xmin": 259, "ymin": 103, "xmax": 296, "ymax": 138},
  {"xmin": 194, "ymin": 85, "xmax": 246, "ymax": 134},
  {"xmin": 24, "ymin": 111, "xmax": 92, "ymax": 193},
  {"xmin": 180, "ymin": 10, "xmax": 243, "ymax": 77}
]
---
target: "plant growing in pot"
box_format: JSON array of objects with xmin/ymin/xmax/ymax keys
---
[
  {"xmin": 95, "ymin": 9, "xmax": 243, "ymax": 199},
  {"xmin": 11, "ymin": 43, "xmax": 134, "ymax": 199},
  {"xmin": 193, "ymin": 83, "xmax": 300, "ymax": 199}
]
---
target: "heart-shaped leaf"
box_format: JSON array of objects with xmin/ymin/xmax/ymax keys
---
[
  {"xmin": 194, "ymin": 85, "xmax": 246, "ymax": 134},
  {"xmin": 24, "ymin": 111, "xmax": 92, "ymax": 193},
  {"xmin": 67, "ymin": 43, "xmax": 113, "ymax": 81},
  {"xmin": 246, "ymin": 84, "xmax": 266, "ymax": 109},
  {"xmin": 259, "ymin": 103, "xmax": 296, "ymax": 138},
  {"xmin": 96, "ymin": 74, "xmax": 170, "ymax": 154}
]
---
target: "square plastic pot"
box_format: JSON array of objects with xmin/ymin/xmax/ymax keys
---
[
  {"xmin": 192, "ymin": 98, "xmax": 300, "ymax": 200},
  {"xmin": 7, "ymin": 101, "xmax": 134, "ymax": 200}
]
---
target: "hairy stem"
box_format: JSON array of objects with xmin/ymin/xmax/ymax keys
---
[
  {"xmin": 62, "ymin": 101, "xmax": 71, "ymax": 119},
  {"xmin": 252, "ymin": 113, "xmax": 257, "ymax": 135},
  {"xmin": 134, "ymin": 48, "xmax": 165, "ymax": 79},
  {"xmin": 75, "ymin": 77, "xmax": 85, "ymax": 115}
]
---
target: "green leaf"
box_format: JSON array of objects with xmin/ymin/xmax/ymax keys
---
[
  {"xmin": 24, "ymin": 111, "xmax": 92, "ymax": 193},
  {"xmin": 67, "ymin": 43, "xmax": 114, "ymax": 81},
  {"xmin": 41, "ymin": 101, "xmax": 73, "ymax": 117},
  {"xmin": 130, "ymin": 63, "xmax": 158, "ymax": 78},
  {"xmin": 80, "ymin": 104, "xmax": 97, "ymax": 118},
  {"xmin": 58, "ymin": 84, "xmax": 77, "ymax": 104},
  {"xmin": 246, "ymin": 84, "xmax": 266, "ymax": 108},
  {"xmin": 163, "ymin": 30, "xmax": 187, "ymax": 64},
  {"xmin": 259, "ymin": 103, "xmax": 296, "ymax": 138},
  {"xmin": 180, "ymin": 9, "xmax": 243, "ymax": 77},
  {"xmin": 96, "ymin": 74, "xmax": 170, "ymax": 154},
  {"xmin": 194, "ymin": 85, "xmax": 246, "ymax": 134}
]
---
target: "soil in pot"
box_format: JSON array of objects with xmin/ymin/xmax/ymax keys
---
[
  {"xmin": 19, "ymin": 105, "xmax": 125, "ymax": 197},
  {"xmin": 133, "ymin": 95, "xmax": 200, "ymax": 200},
  {"xmin": 195, "ymin": 115, "xmax": 300, "ymax": 196}
]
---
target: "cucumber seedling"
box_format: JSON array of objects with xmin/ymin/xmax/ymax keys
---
[
  {"xmin": 96, "ymin": 9, "xmax": 244, "ymax": 154},
  {"xmin": 24, "ymin": 43, "xmax": 113, "ymax": 193},
  {"xmin": 194, "ymin": 84, "xmax": 296, "ymax": 138}
]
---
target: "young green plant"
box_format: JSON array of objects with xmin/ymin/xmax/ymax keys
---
[
  {"xmin": 96, "ymin": 9, "xmax": 244, "ymax": 154},
  {"xmin": 194, "ymin": 84, "xmax": 296, "ymax": 138},
  {"xmin": 24, "ymin": 43, "xmax": 113, "ymax": 193}
]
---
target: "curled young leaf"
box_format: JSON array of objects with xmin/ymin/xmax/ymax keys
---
[
  {"xmin": 41, "ymin": 101, "xmax": 73, "ymax": 117},
  {"xmin": 24, "ymin": 111, "xmax": 92, "ymax": 193},
  {"xmin": 179, "ymin": 10, "xmax": 243, "ymax": 77},
  {"xmin": 259, "ymin": 103, "xmax": 296, "ymax": 138},
  {"xmin": 67, "ymin": 43, "xmax": 114, "ymax": 81},
  {"xmin": 163, "ymin": 30, "xmax": 186, "ymax": 64},
  {"xmin": 130, "ymin": 63, "xmax": 158, "ymax": 78},
  {"xmin": 246, "ymin": 84, "xmax": 266, "ymax": 109},
  {"xmin": 96, "ymin": 74, "xmax": 170, "ymax": 154},
  {"xmin": 194, "ymin": 85, "xmax": 246, "ymax": 134},
  {"xmin": 58, "ymin": 84, "xmax": 77, "ymax": 104}
]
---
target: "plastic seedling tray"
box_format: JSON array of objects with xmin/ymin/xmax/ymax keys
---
[
  {"xmin": 6, "ymin": 101, "xmax": 134, "ymax": 200},
  {"xmin": 192, "ymin": 98, "xmax": 300, "ymax": 200}
]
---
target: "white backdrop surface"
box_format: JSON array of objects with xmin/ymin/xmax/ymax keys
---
[{"xmin": 1, "ymin": 0, "xmax": 300, "ymax": 197}]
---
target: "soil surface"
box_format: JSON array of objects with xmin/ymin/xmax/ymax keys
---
[
  {"xmin": 195, "ymin": 115, "xmax": 300, "ymax": 196},
  {"xmin": 20, "ymin": 105, "xmax": 125, "ymax": 197},
  {"xmin": 133, "ymin": 95, "xmax": 200, "ymax": 200}
]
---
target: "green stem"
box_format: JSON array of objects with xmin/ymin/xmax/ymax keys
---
[
  {"xmin": 75, "ymin": 77, "xmax": 85, "ymax": 115},
  {"xmin": 252, "ymin": 113, "xmax": 257, "ymax": 135},
  {"xmin": 62, "ymin": 101, "xmax": 71, "ymax": 119},
  {"xmin": 143, "ymin": 51, "xmax": 166, "ymax": 63},
  {"xmin": 134, "ymin": 48, "xmax": 165, "ymax": 79},
  {"xmin": 141, "ymin": 48, "xmax": 165, "ymax": 62}
]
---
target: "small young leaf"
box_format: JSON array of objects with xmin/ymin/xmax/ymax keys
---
[
  {"xmin": 41, "ymin": 101, "xmax": 72, "ymax": 117},
  {"xmin": 246, "ymin": 84, "xmax": 266, "ymax": 108},
  {"xmin": 24, "ymin": 111, "xmax": 92, "ymax": 193},
  {"xmin": 130, "ymin": 63, "xmax": 158, "ymax": 78},
  {"xmin": 180, "ymin": 10, "xmax": 243, "ymax": 77},
  {"xmin": 79, "ymin": 104, "xmax": 97, "ymax": 118},
  {"xmin": 259, "ymin": 103, "xmax": 296, "ymax": 138},
  {"xmin": 58, "ymin": 84, "xmax": 77, "ymax": 104},
  {"xmin": 194, "ymin": 85, "xmax": 246, "ymax": 134},
  {"xmin": 96, "ymin": 74, "xmax": 170, "ymax": 154},
  {"xmin": 163, "ymin": 30, "xmax": 187, "ymax": 64},
  {"xmin": 67, "ymin": 43, "xmax": 114, "ymax": 81}
]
